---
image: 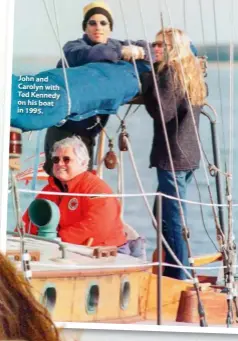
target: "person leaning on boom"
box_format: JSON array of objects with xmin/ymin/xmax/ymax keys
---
[
  {"xmin": 44, "ymin": 1, "xmax": 149, "ymax": 176},
  {"xmin": 140, "ymin": 28, "xmax": 207, "ymax": 280},
  {"xmin": 23, "ymin": 136, "xmax": 128, "ymax": 249}
]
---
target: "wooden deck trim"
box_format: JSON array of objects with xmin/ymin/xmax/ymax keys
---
[{"xmin": 31, "ymin": 266, "xmax": 151, "ymax": 279}]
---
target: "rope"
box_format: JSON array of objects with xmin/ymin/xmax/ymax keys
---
[
  {"xmin": 13, "ymin": 259, "xmax": 235, "ymax": 272},
  {"xmin": 118, "ymin": 151, "xmax": 125, "ymax": 216},
  {"xmin": 42, "ymin": 0, "xmax": 71, "ymax": 122},
  {"xmin": 212, "ymin": 0, "xmax": 227, "ymax": 166},
  {"xmin": 198, "ymin": 0, "xmax": 207, "ymax": 55},
  {"xmin": 228, "ymin": 17, "xmax": 234, "ymax": 189},
  {"xmin": 14, "ymin": 187, "xmax": 238, "ymax": 207},
  {"xmin": 183, "ymin": 0, "xmax": 187, "ymax": 31},
  {"xmin": 41, "ymin": 0, "xmax": 69, "ymax": 68},
  {"xmin": 126, "ymin": 137, "xmax": 156, "ymax": 228},
  {"xmin": 225, "ymin": 0, "xmax": 236, "ymax": 327},
  {"xmin": 164, "ymin": 3, "xmax": 214, "ymax": 198},
  {"xmin": 31, "ymin": 130, "xmax": 42, "ymax": 193},
  {"xmin": 164, "ymin": 3, "xmax": 226, "ymax": 249},
  {"xmin": 138, "ymin": 3, "xmax": 208, "ymax": 324},
  {"xmin": 11, "ymin": 172, "xmax": 32, "ymax": 281},
  {"xmin": 126, "ymin": 135, "xmax": 217, "ymax": 252},
  {"xmin": 137, "ymin": 1, "xmax": 187, "ymax": 232},
  {"xmin": 118, "ymin": 0, "xmax": 142, "ymax": 93}
]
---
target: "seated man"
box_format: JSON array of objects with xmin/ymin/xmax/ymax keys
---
[{"xmin": 23, "ymin": 136, "xmax": 127, "ymax": 248}]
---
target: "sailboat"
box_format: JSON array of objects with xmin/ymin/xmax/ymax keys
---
[
  {"xmin": 3, "ymin": 0, "xmax": 238, "ymax": 337},
  {"xmin": 7, "ymin": 59, "xmax": 237, "ymax": 329}
]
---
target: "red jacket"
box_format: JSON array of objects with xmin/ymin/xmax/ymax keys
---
[{"xmin": 22, "ymin": 171, "xmax": 127, "ymax": 247}]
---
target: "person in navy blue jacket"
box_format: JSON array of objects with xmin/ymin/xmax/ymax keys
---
[{"xmin": 44, "ymin": 1, "xmax": 149, "ymax": 175}]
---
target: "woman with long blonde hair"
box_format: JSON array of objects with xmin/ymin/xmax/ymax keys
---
[
  {"xmin": 0, "ymin": 252, "xmax": 60, "ymax": 341},
  {"xmin": 141, "ymin": 28, "xmax": 207, "ymax": 280}
]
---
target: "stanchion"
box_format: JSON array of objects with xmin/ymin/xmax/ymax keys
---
[{"xmin": 156, "ymin": 194, "xmax": 162, "ymax": 325}]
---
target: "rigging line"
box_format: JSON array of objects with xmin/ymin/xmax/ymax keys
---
[
  {"xmin": 96, "ymin": 117, "xmax": 111, "ymax": 140},
  {"xmin": 13, "ymin": 259, "xmax": 230, "ymax": 271},
  {"xmin": 227, "ymin": 0, "xmax": 235, "ymax": 243},
  {"xmin": 191, "ymin": 127, "xmax": 226, "ymax": 249},
  {"xmin": 11, "ymin": 171, "xmax": 31, "ymax": 281},
  {"xmin": 162, "ymin": 0, "xmax": 223, "ymax": 236},
  {"xmin": 125, "ymin": 176, "xmax": 193, "ymax": 279},
  {"xmin": 226, "ymin": 0, "xmax": 235, "ymax": 244},
  {"xmin": 151, "ymin": 25, "xmax": 210, "ymax": 248},
  {"xmin": 136, "ymin": 1, "xmax": 196, "ymax": 281},
  {"xmin": 41, "ymin": 0, "xmax": 68, "ymax": 68},
  {"xmin": 174, "ymin": 104, "xmax": 220, "ymax": 251},
  {"xmin": 137, "ymin": 1, "xmax": 186, "ymax": 230},
  {"xmin": 16, "ymin": 187, "xmax": 238, "ymax": 207},
  {"xmin": 31, "ymin": 131, "xmax": 42, "ymax": 193},
  {"xmin": 198, "ymin": 0, "xmax": 207, "ymax": 55},
  {"xmin": 183, "ymin": 0, "xmax": 187, "ymax": 32},
  {"xmin": 126, "ymin": 133, "xmax": 219, "ymax": 266},
  {"xmin": 193, "ymin": 171, "xmax": 219, "ymax": 252},
  {"xmin": 42, "ymin": 0, "xmax": 71, "ymax": 119},
  {"xmin": 126, "ymin": 137, "xmax": 156, "ymax": 230},
  {"xmin": 122, "ymin": 104, "xmax": 133, "ymax": 122},
  {"xmin": 119, "ymin": 151, "xmax": 125, "ymax": 216},
  {"xmin": 167, "ymin": 73, "xmax": 217, "ymax": 250},
  {"xmin": 115, "ymin": 105, "xmax": 133, "ymax": 134},
  {"xmin": 212, "ymin": 0, "xmax": 227, "ymax": 167},
  {"xmin": 228, "ymin": 16, "xmax": 234, "ymax": 191},
  {"xmin": 164, "ymin": 5, "xmax": 211, "ymax": 188},
  {"xmin": 52, "ymin": 0, "xmax": 71, "ymax": 119},
  {"xmin": 164, "ymin": 4, "xmax": 226, "ymax": 249},
  {"xmin": 41, "ymin": 0, "xmax": 69, "ymax": 68},
  {"xmin": 199, "ymin": 133, "xmax": 211, "ymax": 166},
  {"xmin": 118, "ymin": 0, "xmax": 142, "ymax": 93},
  {"xmin": 225, "ymin": 0, "xmax": 236, "ymax": 327},
  {"xmin": 115, "ymin": 113, "xmax": 125, "ymax": 134},
  {"xmin": 162, "ymin": 3, "xmax": 213, "ymax": 325},
  {"xmin": 163, "ymin": 28, "xmax": 218, "ymax": 251}
]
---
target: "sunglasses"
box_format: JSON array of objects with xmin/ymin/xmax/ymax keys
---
[
  {"xmin": 152, "ymin": 42, "xmax": 164, "ymax": 48},
  {"xmin": 87, "ymin": 20, "xmax": 109, "ymax": 27},
  {"xmin": 52, "ymin": 156, "xmax": 71, "ymax": 165}
]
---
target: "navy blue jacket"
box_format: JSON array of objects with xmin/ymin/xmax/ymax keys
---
[
  {"xmin": 55, "ymin": 34, "xmax": 152, "ymax": 136},
  {"xmin": 57, "ymin": 34, "xmax": 151, "ymax": 68}
]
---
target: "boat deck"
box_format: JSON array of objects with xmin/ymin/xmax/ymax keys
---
[{"xmin": 7, "ymin": 235, "xmax": 149, "ymax": 273}]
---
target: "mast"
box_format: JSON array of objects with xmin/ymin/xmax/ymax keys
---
[{"xmin": 0, "ymin": 0, "xmax": 15, "ymax": 253}]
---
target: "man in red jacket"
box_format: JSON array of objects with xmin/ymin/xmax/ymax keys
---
[{"xmin": 22, "ymin": 136, "xmax": 127, "ymax": 248}]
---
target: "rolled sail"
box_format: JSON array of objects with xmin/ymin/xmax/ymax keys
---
[{"xmin": 11, "ymin": 61, "xmax": 150, "ymax": 132}]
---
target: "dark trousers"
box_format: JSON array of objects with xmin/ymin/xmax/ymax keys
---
[{"xmin": 154, "ymin": 168, "xmax": 193, "ymax": 280}]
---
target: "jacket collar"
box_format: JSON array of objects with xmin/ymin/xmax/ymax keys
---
[{"xmin": 48, "ymin": 171, "xmax": 88, "ymax": 193}]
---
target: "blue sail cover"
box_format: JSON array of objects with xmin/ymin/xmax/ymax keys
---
[{"xmin": 11, "ymin": 61, "xmax": 150, "ymax": 132}]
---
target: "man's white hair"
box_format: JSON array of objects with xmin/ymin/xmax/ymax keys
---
[{"xmin": 51, "ymin": 136, "xmax": 90, "ymax": 171}]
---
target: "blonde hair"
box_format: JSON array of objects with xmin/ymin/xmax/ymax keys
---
[
  {"xmin": 0, "ymin": 252, "xmax": 60, "ymax": 341},
  {"xmin": 156, "ymin": 28, "xmax": 206, "ymax": 106}
]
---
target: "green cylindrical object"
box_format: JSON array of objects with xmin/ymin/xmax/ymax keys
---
[{"xmin": 28, "ymin": 199, "xmax": 60, "ymax": 239}]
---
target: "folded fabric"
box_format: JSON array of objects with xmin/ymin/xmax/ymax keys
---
[{"xmin": 11, "ymin": 61, "xmax": 151, "ymax": 132}]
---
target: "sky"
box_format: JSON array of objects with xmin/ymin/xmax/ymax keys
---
[{"xmin": 12, "ymin": 0, "xmax": 238, "ymax": 58}]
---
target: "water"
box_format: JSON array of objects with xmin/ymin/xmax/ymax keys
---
[{"xmin": 8, "ymin": 60, "xmax": 238, "ymax": 265}]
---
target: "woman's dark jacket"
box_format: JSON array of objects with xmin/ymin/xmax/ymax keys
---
[{"xmin": 141, "ymin": 64, "xmax": 203, "ymax": 171}]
